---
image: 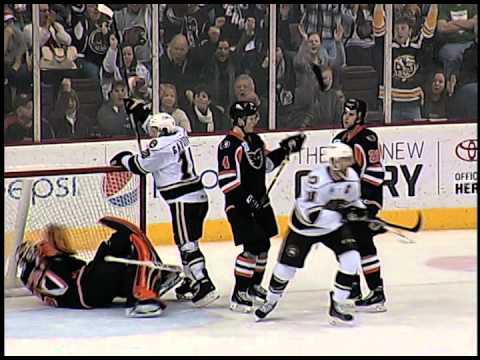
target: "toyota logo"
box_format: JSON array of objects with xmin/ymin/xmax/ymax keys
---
[{"xmin": 455, "ymin": 139, "xmax": 477, "ymax": 162}]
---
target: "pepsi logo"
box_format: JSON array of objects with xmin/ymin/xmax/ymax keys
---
[
  {"xmin": 102, "ymin": 172, "xmax": 139, "ymax": 207},
  {"xmin": 455, "ymin": 139, "xmax": 477, "ymax": 162}
]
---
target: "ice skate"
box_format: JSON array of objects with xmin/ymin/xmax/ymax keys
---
[
  {"xmin": 230, "ymin": 289, "xmax": 253, "ymax": 313},
  {"xmin": 328, "ymin": 291, "xmax": 355, "ymax": 326},
  {"xmin": 175, "ymin": 277, "xmax": 194, "ymax": 301},
  {"xmin": 248, "ymin": 284, "xmax": 267, "ymax": 303},
  {"xmin": 126, "ymin": 299, "xmax": 166, "ymax": 318},
  {"xmin": 191, "ymin": 278, "xmax": 220, "ymax": 307},
  {"xmin": 355, "ymin": 286, "xmax": 387, "ymax": 313},
  {"xmin": 254, "ymin": 300, "xmax": 278, "ymax": 321}
]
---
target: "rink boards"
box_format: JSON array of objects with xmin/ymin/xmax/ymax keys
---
[{"xmin": 5, "ymin": 123, "xmax": 477, "ymax": 245}]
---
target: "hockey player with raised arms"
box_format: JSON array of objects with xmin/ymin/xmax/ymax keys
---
[
  {"xmin": 255, "ymin": 142, "xmax": 373, "ymax": 325},
  {"xmin": 332, "ymin": 98, "xmax": 386, "ymax": 312},
  {"xmin": 217, "ymin": 101, "xmax": 305, "ymax": 312},
  {"xmin": 16, "ymin": 217, "xmax": 182, "ymax": 317},
  {"xmin": 110, "ymin": 99, "xmax": 219, "ymax": 307}
]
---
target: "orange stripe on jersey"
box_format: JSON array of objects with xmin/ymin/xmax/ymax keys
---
[
  {"xmin": 219, "ymin": 170, "xmax": 236, "ymax": 176},
  {"xmin": 364, "ymin": 267, "xmax": 380, "ymax": 275},
  {"xmin": 354, "ymin": 144, "xmax": 364, "ymax": 168},
  {"xmin": 222, "ymin": 180, "xmax": 241, "ymax": 193},
  {"xmin": 235, "ymin": 146, "xmax": 243, "ymax": 163}
]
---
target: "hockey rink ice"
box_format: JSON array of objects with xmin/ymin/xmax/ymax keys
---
[{"xmin": 5, "ymin": 229, "xmax": 477, "ymax": 356}]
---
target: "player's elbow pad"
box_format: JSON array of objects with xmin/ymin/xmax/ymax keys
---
[{"xmin": 266, "ymin": 148, "xmax": 288, "ymax": 170}]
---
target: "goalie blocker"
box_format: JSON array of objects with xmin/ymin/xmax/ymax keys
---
[{"xmin": 16, "ymin": 216, "xmax": 182, "ymax": 318}]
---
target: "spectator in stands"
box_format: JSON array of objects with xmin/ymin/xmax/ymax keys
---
[
  {"xmin": 232, "ymin": 74, "xmax": 269, "ymax": 129},
  {"xmin": 210, "ymin": 4, "xmax": 259, "ymax": 47},
  {"xmin": 70, "ymin": 4, "xmax": 113, "ymax": 79},
  {"xmin": 304, "ymin": 64, "xmax": 345, "ymax": 129},
  {"xmin": 50, "ymin": 78, "xmax": 92, "ymax": 138},
  {"xmin": 114, "ymin": 5, "xmax": 152, "ymax": 68},
  {"xmin": 23, "ymin": 4, "xmax": 75, "ymax": 70},
  {"xmin": 436, "ymin": 4, "xmax": 477, "ymax": 84},
  {"xmin": 185, "ymin": 84, "xmax": 230, "ymax": 133},
  {"xmin": 373, "ymin": 4, "xmax": 438, "ymax": 122},
  {"xmin": 298, "ymin": 4, "xmax": 352, "ymax": 58},
  {"xmin": 160, "ymin": 83, "xmax": 192, "ymax": 132},
  {"xmin": 101, "ymin": 34, "xmax": 151, "ymax": 102},
  {"xmin": 163, "ymin": 4, "xmax": 210, "ymax": 48},
  {"xmin": 199, "ymin": 37, "xmax": 247, "ymax": 113},
  {"xmin": 277, "ymin": 4, "xmax": 301, "ymax": 52},
  {"xmin": 4, "ymin": 7, "xmax": 28, "ymax": 86},
  {"xmin": 342, "ymin": 4, "xmax": 375, "ymax": 66},
  {"xmin": 5, "ymin": 92, "xmax": 55, "ymax": 144},
  {"xmin": 160, "ymin": 34, "xmax": 199, "ymax": 111},
  {"xmin": 96, "ymin": 80, "xmax": 137, "ymax": 137},
  {"xmin": 422, "ymin": 69, "xmax": 450, "ymax": 121},
  {"xmin": 449, "ymin": 20, "xmax": 478, "ymax": 121},
  {"xmin": 294, "ymin": 23, "xmax": 345, "ymax": 114}
]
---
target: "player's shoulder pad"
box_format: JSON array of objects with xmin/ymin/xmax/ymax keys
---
[
  {"xmin": 361, "ymin": 128, "xmax": 379, "ymax": 143},
  {"xmin": 219, "ymin": 134, "xmax": 241, "ymax": 151}
]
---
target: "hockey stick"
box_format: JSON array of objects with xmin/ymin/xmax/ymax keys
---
[
  {"xmin": 104, "ymin": 256, "xmax": 182, "ymax": 273},
  {"xmin": 266, "ymin": 154, "xmax": 290, "ymax": 196},
  {"xmin": 369, "ymin": 211, "xmax": 423, "ymax": 233},
  {"xmin": 97, "ymin": 4, "xmax": 143, "ymax": 153}
]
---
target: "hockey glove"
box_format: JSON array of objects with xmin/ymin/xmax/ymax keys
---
[
  {"xmin": 341, "ymin": 207, "xmax": 370, "ymax": 222},
  {"xmin": 110, "ymin": 151, "xmax": 133, "ymax": 167},
  {"xmin": 279, "ymin": 133, "xmax": 306, "ymax": 155},
  {"xmin": 123, "ymin": 98, "xmax": 152, "ymax": 125}
]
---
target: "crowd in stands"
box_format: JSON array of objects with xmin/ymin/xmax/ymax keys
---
[{"xmin": 4, "ymin": 4, "xmax": 478, "ymax": 144}]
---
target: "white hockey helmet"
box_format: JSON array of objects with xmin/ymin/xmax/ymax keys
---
[
  {"xmin": 326, "ymin": 142, "xmax": 354, "ymax": 171},
  {"xmin": 146, "ymin": 112, "xmax": 176, "ymax": 135}
]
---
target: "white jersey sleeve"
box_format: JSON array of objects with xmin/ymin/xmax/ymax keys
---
[{"xmin": 121, "ymin": 127, "xmax": 207, "ymax": 203}]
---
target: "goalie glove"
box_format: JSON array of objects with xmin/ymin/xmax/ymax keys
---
[
  {"xmin": 123, "ymin": 98, "xmax": 152, "ymax": 126},
  {"xmin": 279, "ymin": 133, "xmax": 306, "ymax": 155},
  {"xmin": 110, "ymin": 151, "xmax": 133, "ymax": 168}
]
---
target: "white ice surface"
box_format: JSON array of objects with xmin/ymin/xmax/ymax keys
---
[{"xmin": 5, "ymin": 229, "xmax": 477, "ymax": 356}]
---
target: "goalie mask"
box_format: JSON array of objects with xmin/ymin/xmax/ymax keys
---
[
  {"xmin": 146, "ymin": 112, "xmax": 176, "ymax": 137},
  {"xmin": 342, "ymin": 98, "xmax": 367, "ymax": 130}
]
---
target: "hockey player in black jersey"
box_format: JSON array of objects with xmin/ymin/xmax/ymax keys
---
[
  {"xmin": 16, "ymin": 216, "xmax": 182, "ymax": 317},
  {"xmin": 333, "ymin": 98, "xmax": 387, "ymax": 312},
  {"xmin": 217, "ymin": 101, "xmax": 305, "ymax": 313},
  {"xmin": 110, "ymin": 100, "xmax": 219, "ymax": 307}
]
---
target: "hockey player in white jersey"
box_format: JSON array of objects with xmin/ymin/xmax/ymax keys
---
[
  {"xmin": 110, "ymin": 101, "xmax": 219, "ymax": 307},
  {"xmin": 255, "ymin": 142, "xmax": 369, "ymax": 325}
]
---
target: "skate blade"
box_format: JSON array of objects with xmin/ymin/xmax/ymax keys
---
[
  {"xmin": 230, "ymin": 302, "xmax": 253, "ymax": 313},
  {"xmin": 328, "ymin": 316, "xmax": 355, "ymax": 327},
  {"xmin": 125, "ymin": 306, "xmax": 163, "ymax": 318},
  {"xmin": 176, "ymin": 293, "xmax": 194, "ymax": 301},
  {"xmin": 192, "ymin": 290, "xmax": 220, "ymax": 307},
  {"xmin": 355, "ymin": 303, "xmax": 387, "ymax": 313}
]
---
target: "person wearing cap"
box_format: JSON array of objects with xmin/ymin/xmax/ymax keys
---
[
  {"xmin": 217, "ymin": 100, "xmax": 305, "ymax": 313},
  {"xmin": 185, "ymin": 84, "xmax": 230, "ymax": 133}
]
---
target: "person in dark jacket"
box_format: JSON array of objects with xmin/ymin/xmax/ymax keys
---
[{"xmin": 185, "ymin": 84, "xmax": 230, "ymax": 133}]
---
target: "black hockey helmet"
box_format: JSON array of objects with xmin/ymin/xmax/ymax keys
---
[
  {"xmin": 343, "ymin": 98, "xmax": 367, "ymax": 125},
  {"xmin": 229, "ymin": 101, "xmax": 258, "ymax": 126}
]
